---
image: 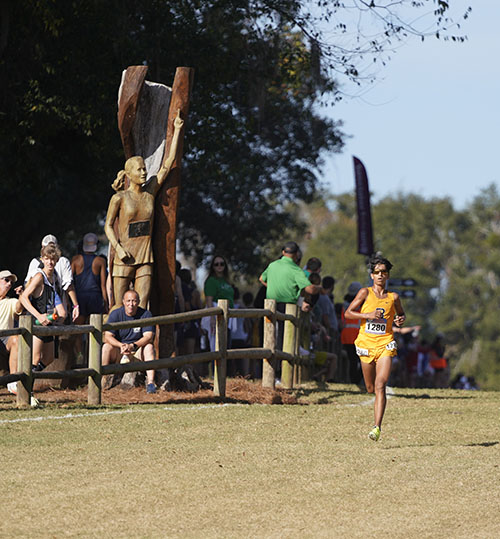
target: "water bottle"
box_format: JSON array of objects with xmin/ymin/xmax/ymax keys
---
[{"xmin": 35, "ymin": 312, "xmax": 58, "ymax": 325}]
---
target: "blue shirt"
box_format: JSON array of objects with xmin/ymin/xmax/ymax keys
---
[{"xmin": 107, "ymin": 306, "xmax": 155, "ymax": 344}]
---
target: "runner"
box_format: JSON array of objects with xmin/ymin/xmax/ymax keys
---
[{"xmin": 345, "ymin": 255, "xmax": 405, "ymax": 441}]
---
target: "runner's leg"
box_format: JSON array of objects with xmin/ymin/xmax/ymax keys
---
[{"xmin": 374, "ymin": 355, "xmax": 393, "ymax": 428}]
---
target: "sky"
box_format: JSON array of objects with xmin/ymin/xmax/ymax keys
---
[{"xmin": 321, "ymin": 1, "xmax": 499, "ymax": 210}]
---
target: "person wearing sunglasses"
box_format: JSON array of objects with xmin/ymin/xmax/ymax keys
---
[
  {"xmin": 203, "ymin": 255, "xmax": 234, "ymax": 351},
  {"xmin": 345, "ymin": 255, "xmax": 406, "ymax": 442}
]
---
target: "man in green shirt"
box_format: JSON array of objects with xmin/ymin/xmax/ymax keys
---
[{"xmin": 259, "ymin": 241, "xmax": 321, "ymax": 308}]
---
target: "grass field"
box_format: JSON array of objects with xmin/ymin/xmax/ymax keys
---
[{"xmin": 0, "ymin": 382, "xmax": 498, "ymax": 538}]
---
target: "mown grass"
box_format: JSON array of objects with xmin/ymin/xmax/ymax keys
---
[{"xmin": 0, "ymin": 384, "xmax": 498, "ymax": 538}]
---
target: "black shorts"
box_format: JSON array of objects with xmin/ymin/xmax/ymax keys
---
[
  {"xmin": 78, "ymin": 293, "xmax": 105, "ymax": 317},
  {"xmin": 0, "ymin": 337, "xmax": 9, "ymax": 361}
]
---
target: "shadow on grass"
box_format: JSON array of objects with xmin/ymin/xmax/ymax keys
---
[
  {"xmin": 463, "ymin": 441, "xmax": 498, "ymax": 447},
  {"xmin": 391, "ymin": 392, "xmax": 474, "ymax": 400}
]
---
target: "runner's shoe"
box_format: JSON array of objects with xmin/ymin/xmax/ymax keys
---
[{"xmin": 368, "ymin": 426, "xmax": 381, "ymax": 442}]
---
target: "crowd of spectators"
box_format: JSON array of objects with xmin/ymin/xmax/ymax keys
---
[{"xmin": 1, "ymin": 235, "xmax": 478, "ymax": 396}]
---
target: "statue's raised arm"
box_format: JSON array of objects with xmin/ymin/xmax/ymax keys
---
[{"xmin": 151, "ymin": 109, "xmax": 184, "ymax": 196}]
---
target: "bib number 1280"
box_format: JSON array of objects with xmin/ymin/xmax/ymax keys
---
[{"xmin": 366, "ymin": 319, "xmax": 387, "ymax": 335}]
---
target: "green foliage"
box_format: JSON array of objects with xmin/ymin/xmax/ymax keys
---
[
  {"xmin": 299, "ymin": 187, "xmax": 500, "ymax": 389},
  {"xmin": 0, "ymin": 0, "xmax": 343, "ymax": 277},
  {"xmin": 0, "ymin": 0, "xmax": 471, "ymax": 277}
]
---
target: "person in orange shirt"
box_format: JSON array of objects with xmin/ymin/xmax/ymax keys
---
[
  {"xmin": 345, "ymin": 255, "xmax": 405, "ymax": 442},
  {"xmin": 341, "ymin": 282, "xmax": 362, "ymax": 384}
]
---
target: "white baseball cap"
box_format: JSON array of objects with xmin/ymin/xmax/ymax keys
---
[
  {"xmin": 0, "ymin": 270, "xmax": 17, "ymax": 283},
  {"xmin": 41, "ymin": 234, "xmax": 58, "ymax": 247}
]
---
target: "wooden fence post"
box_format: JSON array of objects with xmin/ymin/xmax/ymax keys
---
[
  {"xmin": 214, "ymin": 299, "xmax": 228, "ymax": 397},
  {"xmin": 262, "ymin": 299, "xmax": 276, "ymax": 389},
  {"xmin": 88, "ymin": 314, "xmax": 102, "ymax": 405},
  {"xmin": 281, "ymin": 303, "xmax": 298, "ymax": 389},
  {"xmin": 17, "ymin": 315, "xmax": 33, "ymax": 408}
]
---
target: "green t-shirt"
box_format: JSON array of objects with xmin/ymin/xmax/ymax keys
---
[
  {"xmin": 204, "ymin": 276, "xmax": 234, "ymax": 308},
  {"xmin": 260, "ymin": 256, "xmax": 311, "ymax": 303}
]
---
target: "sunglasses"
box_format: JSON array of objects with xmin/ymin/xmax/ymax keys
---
[
  {"xmin": 213, "ymin": 262, "xmax": 225, "ymax": 267},
  {"xmin": 372, "ymin": 270, "xmax": 388, "ymax": 276}
]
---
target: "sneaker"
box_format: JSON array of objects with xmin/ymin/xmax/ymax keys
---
[
  {"xmin": 368, "ymin": 426, "xmax": 381, "ymax": 442},
  {"xmin": 146, "ymin": 383, "xmax": 157, "ymax": 394},
  {"xmin": 32, "ymin": 361, "xmax": 46, "ymax": 372},
  {"xmin": 30, "ymin": 396, "xmax": 40, "ymax": 407},
  {"xmin": 7, "ymin": 382, "xmax": 17, "ymax": 395}
]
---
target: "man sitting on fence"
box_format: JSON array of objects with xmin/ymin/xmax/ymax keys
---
[
  {"xmin": 102, "ymin": 289, "xmax": 157, "ymax": 393},
  {"xmin": 0, "ymin": 270, "xmax": 23, "ymax": 388}
]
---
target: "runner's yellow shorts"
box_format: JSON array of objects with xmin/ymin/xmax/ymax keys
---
[{"xmin": 355, "ymin": 340, "xmax": 397, "ymax": 364}]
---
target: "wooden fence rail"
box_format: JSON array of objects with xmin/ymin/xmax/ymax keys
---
[{"xmin": 0, "ymin": 299, "xmax": 312, "ymax": 408}]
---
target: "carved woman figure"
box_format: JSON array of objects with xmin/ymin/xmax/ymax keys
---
[{"xmin": 105, "ymin": 111, "xmax": 184, "ymax": 310}]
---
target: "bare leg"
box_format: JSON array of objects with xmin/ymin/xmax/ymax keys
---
[
  {"xmin": 134, "ymin": 274, "xmax": 152, "ymax": 309},
  {"xmin": 32, "ymin": 337, "xmax": 45, "ymax": 367},
  {"xmin": 361, "ymin": 360, "xmax": 376, "ymax": 394},
  {"xmin": 41, "ymin": 340, "xmax": 55, "ymax": 366},
  {"xmin": 141, "ymin": 343, "xmax": 156, "ymax": 385},
  {"xmin": 102, "ymin": 342, "xmax": 119, "ymax": 366},
  {"xmin": 373, "ymin": 356, "xmax": 393, "ymax": 428},
  {"xmin": 101, "ymin": 343, "xmax": 119, "ymax": 389},
  {"xmin": 326, "ymin": 352, "xmax": 338, "ymax": 381},
  {"xmin": 7, "ymin": 336, "xmax": 18, "ymax": 373}
]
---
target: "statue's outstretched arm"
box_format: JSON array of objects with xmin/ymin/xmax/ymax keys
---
[{"xmin": 155, "ymin": 109, "xmax": 184, "ymax": 191}]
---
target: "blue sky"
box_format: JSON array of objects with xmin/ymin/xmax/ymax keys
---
[{"xmin": 321, "ymin": 1, "xmax": 499, "ymax": 210}]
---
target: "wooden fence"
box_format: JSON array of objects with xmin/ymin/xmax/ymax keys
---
[{"xmin": 0, "ymin": 299, "xmax": 312, "ymax": 408}]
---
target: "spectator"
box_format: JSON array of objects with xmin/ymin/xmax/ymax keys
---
[
  {"xmin": 230, "ymin": 287, "xmax": 253, "ymax": 376},
  {"xmin": 340, "ymin": 282, "xmax": 363, "ymax": 385},
  {"xmin": 25, "ymin": 234, "xmax": 79, "ymax": 322},
  {"xmin": 259, "ymin": 241, "xmax": 320, "ymax": 310},
  {"xmin": 302, "ymin": 272, "xmax": 322, "ymax": 309},
  {"xmin": 202, "ymin": 255, "xmax": 234, "ymax": 351},
  {"xmin": 260, "ymin": 241, "xmax": 321, "ymax": 355},
  {"xmin": 20, "ymin": 244, "xmax": 67, "ymax": 370},
  {"xmin": 178, "ymin": 268, "xmax": 200, "ymax": 356},
  {"xmin": 0, "ymin": 270, "xmax": 22, "ymax": 380},
  {"xmin": 102, "ymin": 289, "xmax": 156, "ymax": 393},
  {"xmin": 71, "ymin": 233, "xmax": 108, "ymax": 320},
  {"xmin": 429, "ymin": 334, "xmax": 448, "ymax": 388},
  {"xmin": 304, "ymin": 257, "xmax": 322, "ymax": 277},
  {"xmin": 416, "ymin": 338, "xmax": 432, "ymax": 387},
  {"xmin": 314, "ymin": 276, "xmax": 339, "ymax": 337}
]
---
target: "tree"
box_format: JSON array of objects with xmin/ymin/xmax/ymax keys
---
[
  {"xmin": 0, "ymin": 0, "xmax": 471, "ymax": 278},
  {"xmin": 0, "ymin": 0, "xmax": 343, "ymax": 277},
  {"xmin": 298, "ymin": 187, "xmax": 500, "ymax": 389}
]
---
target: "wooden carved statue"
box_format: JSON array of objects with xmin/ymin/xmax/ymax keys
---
[{"xmin": 105, "ymin": 111, "xmax": 184, "ymax": 310}]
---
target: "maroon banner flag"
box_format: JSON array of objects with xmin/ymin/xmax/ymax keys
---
[{"xmin": 353, "ymin": 156, "xmax": 374, "ymax": 256}]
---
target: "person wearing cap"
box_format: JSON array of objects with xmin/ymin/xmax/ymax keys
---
[
  {"xmin": 0, "ymin": 270, "xmax": 23, "ymax": 378},
  {"xmin": 71, "ymin": 233, "xmax": 108, "ymax": 322},
  {"xmin": 259, "ymin": 241, "xmax": 321, "ymax": 307},
  {"xmin": 25, "ymin": 234, "xmax": 80, "ymax": 322},
  {"xmin": 259, "ymin": 241, "xmax": 321, "ymax": 350}
]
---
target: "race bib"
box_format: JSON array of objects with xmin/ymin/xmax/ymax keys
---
[
  {"xmin": 365, "ymin": 319, "xmax": 387, "ymax": 335},
  {"xmin": 386, "ymin": 340, "xmax": 397, "ymax": 351}
]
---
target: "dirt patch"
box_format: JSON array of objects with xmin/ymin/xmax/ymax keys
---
[{"xmin": 0, "ymin": 378, "xmax": 299, "ymax": 408}]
